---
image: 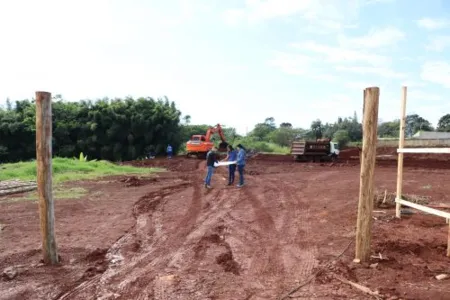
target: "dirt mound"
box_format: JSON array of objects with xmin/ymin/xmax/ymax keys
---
[
  {"xmin": 339, "ymin": 147, "xmax": 360, "ymax": 159},
  {"xmin": 215, "ymin": 251, "xmax": 240, "ymax": 275},
  {"xmin": 123, "ymin": 156, "xmax": 201, "ymax": 172},
  {"xmin": 194, "ymin": 229, "xmax": 241, "ymax": 276},
  {"xmin": 120, "ymin": 176, "xmax": 159, "ymax": 187},
  {"xmin": 133, "ymin": 182, "xmax": 191, "ymax": 216},
  {"xmin": 250, "ymin": 153, "xmax": 293, "ymax": 162}
]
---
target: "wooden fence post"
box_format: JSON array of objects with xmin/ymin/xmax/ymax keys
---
[
  {"xmin": 396, "ymin": 86, "xmax": 407, "ymax": 218},
  {"xmin": 36, "ymin": 91, "xmax": 59, "ymax": 264},
  {"xmin": 359, "ymin": 88, "xmax": 366, "ymax": 165},
  {"xmin": 355, "ymin": 87, "xmax": 379, "ymax": 263}
]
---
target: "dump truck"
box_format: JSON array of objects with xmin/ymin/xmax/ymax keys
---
[
  {"xmin": 290, "ymin": 138, "xmax": 339, "ymax": 162},
  {"xmin": 186, "ymin": 124, "xmax": 228, "ymax": 158}
]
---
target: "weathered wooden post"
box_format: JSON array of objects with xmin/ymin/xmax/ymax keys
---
[
  {"xmin": 35, "ymin": 91, "xmax": 59, "ymax": 264},
  {"xmin": 359, "ymin": 89, "xmax": 367, "ymax": 165},
  {"xmin": 396, "ymin": 86, "xmax": 407, "ymax": 218},
  {"xmin": 355, "ymin": 87, "xmax": 379, "ymax": 263}
]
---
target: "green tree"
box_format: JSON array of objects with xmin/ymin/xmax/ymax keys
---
[
  {"xmin": 183, "ymin": 115, "xmax": 191, "ymax": 125},
  {"xmin": 268, "ymin": 127, "xmax": 299, "ymax": 147},
  {"xmin": 250, "ymin": 117, "xmax": 277, "ymax": 140},
  {"xmin": 437, "ymin": 114, "xmax": 450, "ymax": 132},
  {"xmin": 280, "ymin": 122, "xmax": 293, "ymax": 128},
  {"xmin": 378, "ymin": 120, "xmax": 400, "ymax": 138},
  {"xmin": 333, "ymin": 130, "xmax": 350, "ymax": 148},
  {"xmin": 310, "ymin": 119, "xmax": 324, "ymax": 139},
  {"xmin": 405, "ymin": 114, "xmax": 433, "ymax": 137},
  {"xmin": 0, "ymin": 96, "xmax": 182, "ymax": 162}
]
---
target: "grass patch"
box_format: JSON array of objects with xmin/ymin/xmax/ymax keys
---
[
  {"xmin": 12, "ymin": 187, "xmax": 88, "ymax": 203},
  {"xmin": 0, "ymin": 157, "xmax": 161, "ymax": 183},
  {"xmin": 232, "ymin": 137, "xmax": 290, "ymax": 154}
]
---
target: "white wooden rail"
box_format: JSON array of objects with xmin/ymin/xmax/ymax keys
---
[
  {"xmin": 395, "ymin": 86, "xmax": 450, "ymax": 257},
  {"xmin": 397, "ymin": 148, "xmax": 450, "ymax": 154}
]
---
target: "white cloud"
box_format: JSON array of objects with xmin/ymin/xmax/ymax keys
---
[
  {"xmin": 223, "ymin": 0, "xmax": 361, "ymax": 33},
  {"xmin": 268, "ymin": 51, "xmax": 336, "ymax": 81},
  {"xmin": 421, "ymin": 61, "xmax": 450, "ymax": 88},
  {"xmin": 338, "ymin": 27, "xmax": 405, "ymax": 49},
  {"xmin": 268, "ymin": 52, "xmax": 313, "ymax": 75},
  {"xmin": 223, "ymin": 9, "xmax": 246, "ymax": 26},
  {"xmin": 399, "ymin": 80, "xmax": 427, "ymax": 88},
  {"xmin": 335, "ymin": 66, "xmax": 406, "ymax": 79},
  {"xmin": 408, "ymin": 90, "xmax": 443, "ymax": 102},
  {"xmin": 291, "ymin": 41, "xmax": 389, "ymax": 66},
  {"xmin": 425, "ymin": 35, "xmax": 450, "ymax": 52},
  {"xmin": 417, "ymin": 18, "xmax": 449, "ymax": 30}
]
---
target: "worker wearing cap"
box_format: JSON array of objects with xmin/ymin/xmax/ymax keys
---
[
  {"xmin": 204, "ymin": 146, "xmax": 218, "ymax": 189},
  {"xmin": 236, "ymin": 144, "xmax": 246, "ymax": 187}
]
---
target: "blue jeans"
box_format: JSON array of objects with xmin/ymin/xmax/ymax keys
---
[
  {"xmin": 238, "ymin": 165, "xmax": 244, "ymax": 185},
  {"xmin": 228, "ymin": 164, "xmax": 236, "ymax": 184},
  {"xmin": 167, "ymin": 151, "xmax": 172, "ymax": 158},
  {"xmin": 205, "ymin": 166, "xmax": 214, "ymax": 186}
]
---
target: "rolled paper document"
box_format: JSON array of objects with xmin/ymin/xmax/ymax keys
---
[{"xmin": 213, "ymin": 161, "xmax": 237, "ymax": 167}]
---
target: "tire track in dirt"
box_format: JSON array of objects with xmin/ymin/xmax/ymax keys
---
[
  {"xmin": 281, "ymin": 180, "xmax": 318, "ymax": 297},
  {"xmin": 95, "ymin": 165, "xmax": 236, "ymax": 299},
  {"xmin": 109, "ymin": 184, "xmax": 206, "ymax": 297},
  {"xmin": 55, "ymin": 175, "xmax": 203, "ymax": 299},
  {"xmin": 241, "ymin": 178, "xmax": 287, "ymax": 297},
  {"xmin": 277, "ymin": 171, "xmax": 341, "ymax": 298},
  {"xmin": 55, "ymin": 181, "xmax": 193, "ymax": 300}
]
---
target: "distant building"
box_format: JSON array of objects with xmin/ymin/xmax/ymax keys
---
[{"xmin": 413, "ymin": 131, "xmax": 450, "ymax": 139}]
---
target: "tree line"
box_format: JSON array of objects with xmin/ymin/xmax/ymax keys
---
[
  {"xmin": 0, "ymin": 96, "xmax": 182, "ymax": 162},
  {"xmin": 242, "ymin": 112, "xmax": 450, "ymax": 152},
  {"xmin": 1, "ymin": 95, "xmax": 449, "ymax": 162}
]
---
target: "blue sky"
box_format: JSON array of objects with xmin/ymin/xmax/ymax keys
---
[{"xmin": 1, "ymin": 0, "xmax": 450, "ymax": 134}]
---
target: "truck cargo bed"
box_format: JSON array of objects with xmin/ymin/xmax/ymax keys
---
[{"xmin": 291, "ymin": 140, "xmax": 331, "ymax": 156}]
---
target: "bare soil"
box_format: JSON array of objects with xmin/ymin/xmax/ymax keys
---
[{"xmin": 1, "ymin": 148, "xmax": 450, "ymax": 299}]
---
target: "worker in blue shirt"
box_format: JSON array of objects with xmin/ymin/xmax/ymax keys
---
[
  {"xmin": 236, "ymin": 144, "xmax": 246, "ymax": 187},
  {"xmin": 222, "ymin": 145, "xmax": 237, "ymax": 186},
  {"xmin": 167, "ymin": 144, "xmax": 173, "ymax": 159}
]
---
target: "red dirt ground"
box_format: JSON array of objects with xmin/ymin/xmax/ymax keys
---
[{"xmin": 1, "ymin": 147, "xmax": 450, "ymax": 299}]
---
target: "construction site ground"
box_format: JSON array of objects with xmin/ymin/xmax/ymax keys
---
[{"xmin": 2, "ymin": 147, "xmax": 450, "ymax": 299}]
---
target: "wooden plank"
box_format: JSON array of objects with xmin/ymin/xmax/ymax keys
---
[
  {"xmin": 397, "ymin": 148, "xmax": 450, "ymax": 154},
  {"xmin": 395, "ymin": 198, "xmax": 450, "ymax": 219},
  {"xmin": 35, "ymin": 91, "xmax": 59, "ymax": 265},
  {"xmin": 396, "ymin": 86, "xmax": 407, "ymax": 218},
  {"xmin": 355, "ymin": 86, "xmax": 379, "ymax": 263}
]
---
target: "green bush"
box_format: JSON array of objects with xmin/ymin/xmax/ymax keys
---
[{"xmin": 333, "ymin": 130, "xmax": 351, "ymax": 149}]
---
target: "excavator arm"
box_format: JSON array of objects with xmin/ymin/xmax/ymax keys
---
[
  {"xmin": 205, "ymin": 124, "xmax": 228, "ymax": 150},
  {"xmin": 205, "ymin": 124, "xmax": 226, "ymax": 142}
]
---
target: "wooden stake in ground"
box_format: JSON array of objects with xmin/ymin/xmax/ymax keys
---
[
  {"xmin": 355, "ymin": 87, "xmax": 379, "ymax": 263},
  {"xmin": 396, "ymin": 86, "xmax": 407, "ymax": 218},
  {"xmin": 36, "ymin": 91, "xmax": 59, "ymax": 264},
  {"xmin": 359, "ymin": 88, "xmax": 367, "ymax": 165}
]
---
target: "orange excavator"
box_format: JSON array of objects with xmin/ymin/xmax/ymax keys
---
[{"xmin": 186, "ymin": 124, "xmax": 229, "ymax": 158}]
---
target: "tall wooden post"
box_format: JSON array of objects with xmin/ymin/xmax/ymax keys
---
[
  {"xmin": 395, "ymin": 87, "xmax": 407, "ymax": 218},
  {"xmin": 355, "ymin": 87, "xmax": 379, "ymax": 263},
  {"xmin": 36, "ymin": 91, "xmax": 58, "ymax": 264},
  {"xmin": 359, "ymin": 89, "xmax": 367, "ymax": 165}
]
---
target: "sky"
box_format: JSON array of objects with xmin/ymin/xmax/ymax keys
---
[{"xmin": 1, "ymin": 0, "xmax": 450, "ymax": 135}]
